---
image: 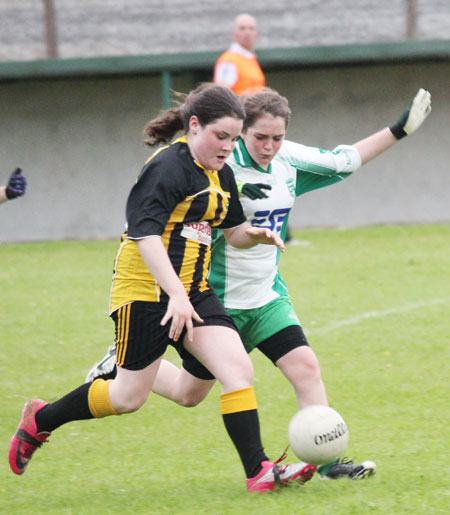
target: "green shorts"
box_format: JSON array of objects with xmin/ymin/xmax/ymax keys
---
[{"xmin": 227, "ymin": 295, "xmax": 302, "ymax": 353}]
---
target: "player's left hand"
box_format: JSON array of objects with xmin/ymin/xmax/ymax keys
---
[
  {"xmin": 241, "ymin": 183, "xmax": 272, "ymax": 200},
  {"xmin": 6, "ymin": 168, "xmax": 27, "ymax": 199},
  {"xmin": 245, "ymin": 226, "xmax": 285, "ymax": 252},
  {"xmin": 389, "ymin": 88, "xmax": 432, "ymax": 139}
]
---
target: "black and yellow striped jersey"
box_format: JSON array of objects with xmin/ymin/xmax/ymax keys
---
[{"xmin": 109, "ymin": 137, "xmax": 246, "ymax": 313}]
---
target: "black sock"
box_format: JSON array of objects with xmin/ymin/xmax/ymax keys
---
[
  {"xmin": 35, "ymin": 382, "xmax": 94, "ymax": 433},
  {"xmin": 222, "ymin": 409, "xmax": 268, "ymax": 478}
]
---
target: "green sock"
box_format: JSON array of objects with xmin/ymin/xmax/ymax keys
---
[{"xmin": 317, "ymin": 458, "xmax": 339, "ymax": 476}]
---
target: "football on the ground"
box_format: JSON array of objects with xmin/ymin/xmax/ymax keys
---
[{"xmin": 288, "ymin": 405, "xmax": 349, "ymax": 465}]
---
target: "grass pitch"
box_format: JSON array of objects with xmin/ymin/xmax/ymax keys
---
[{"xmin": 1, "ymin": 224, "xmax": 449, "ymax": 514}]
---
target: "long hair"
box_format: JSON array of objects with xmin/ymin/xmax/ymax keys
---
[
  {"xmin": 144, "ymin": 83, "xmax": 245, "ymax": 146},
  {"xmin": 240, "ymin": 88, "xmax": 291, "ymax": 132}
]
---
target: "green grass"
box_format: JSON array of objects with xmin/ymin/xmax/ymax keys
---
[{"xmin": 1, "ymin": 225, "xmax": 449, "ymax": 514}]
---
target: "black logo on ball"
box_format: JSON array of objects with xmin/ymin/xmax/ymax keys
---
[{"xmin": 314, "ymin": 422, "xmax": 348, "ymax": 445}]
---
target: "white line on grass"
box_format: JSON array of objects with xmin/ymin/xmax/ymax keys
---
[{"xmin": 306, "ymin": 298, "xmax": 448, "ymax": 335}]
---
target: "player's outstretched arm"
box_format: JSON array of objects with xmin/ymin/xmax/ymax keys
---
[{"xmin": 353, "ymin": 88, "xmax": 432, "ymax": 165}]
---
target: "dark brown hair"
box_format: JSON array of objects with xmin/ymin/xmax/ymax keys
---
[
  {"xmin": 144, "ymin": 83, "xmax": 245, "ymax": 146},
  {"xmin": 240, "ymin": 88, "xmax": 291, "ymax": 132}
]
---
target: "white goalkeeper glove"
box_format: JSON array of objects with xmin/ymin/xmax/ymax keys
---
[{"xmin": 389, "ymin": 88, "xmax": 432, "ymax": 139}]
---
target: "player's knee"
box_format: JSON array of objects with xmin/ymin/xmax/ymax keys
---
[
  {"xmin": 242, "ymin": 368, "xmax": 255, "ymax": 386},
  {"xmin": 280, "ymin": 347, "xmax": 322, "ymax": 386},
  {"xmin": 232, "ymin": 359, "xmax": 254, "ymax": 387},
  {"xmin": 175, "ymin": 386, "xmax": 210, "ymax": 407},
  {"xmin": 298, "ymin": 350, "xmax": 322, "ymax": 383},
  {"xmin": 222, "ymin": 370, "xmax": 254, "ymax": 392},
  {"xmin": 177, "ymin": 395, "xmax": 202, "ymax": 408},
  {"xmin": 113, "ymin": 391, "xmax": 149, "ymax": 413},
  {"xmin": 211, "ymin": 354, "xmax": 254, "ymax": 391}
]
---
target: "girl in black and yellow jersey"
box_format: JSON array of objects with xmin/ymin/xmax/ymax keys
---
[{"xmin": 9, "ymin": 84, "xmax": 315, "ymax": 492}]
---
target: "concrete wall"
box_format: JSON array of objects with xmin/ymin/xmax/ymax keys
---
[
  {"xmin": 2, "ymin": 0, "xmax": 449, "ymax": 60},
  {"xmin": 1, "ymin": 62, "xmax": 449, "ymax": 243},
  {"xmin": 270, "ymin": 61, "xmax": 450, "ymax": 228}
]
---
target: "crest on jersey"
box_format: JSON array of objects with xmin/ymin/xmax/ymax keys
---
[{"xmin": 286, "ymin": 178, "xmax": 295, "ymax": 198}]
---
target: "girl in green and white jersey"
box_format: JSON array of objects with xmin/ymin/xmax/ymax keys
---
[
  {"xmin": 209, "ymin": 114, "xmax": 362, "ymax": 404},
  {"xmin": 210, "ymin": 88, "xmax": 430, "ymax": 411}
]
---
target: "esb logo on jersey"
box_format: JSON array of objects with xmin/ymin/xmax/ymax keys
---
[
  {"xmin": 251, "ymin": 208, "xmax": 290, "ymax": 232},
  {"xmin": 181, "ymin": 222, "xmax": 212, "ymax": 246}
]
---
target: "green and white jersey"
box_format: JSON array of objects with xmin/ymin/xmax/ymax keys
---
[{"xmin": 209, "ymin": 138, "xmax": 362, "ymax": 309}]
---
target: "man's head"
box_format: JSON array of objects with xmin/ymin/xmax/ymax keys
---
[{"xmin": 232, "ymin": 13, "xmax": 258, "ymax": 51}]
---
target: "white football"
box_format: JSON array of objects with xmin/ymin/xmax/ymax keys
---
[{"xmin": 288, "ymin": 405, "xmax": 349, "ymax": 465}]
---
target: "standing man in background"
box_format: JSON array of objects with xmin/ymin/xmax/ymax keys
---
[
  {"xmin": 214, "ymin": 13, "xmax": 265, "ymax": 95},
  {"xmin": 214, "ymin": 13, "xmax": 296, "ymax": 242}
]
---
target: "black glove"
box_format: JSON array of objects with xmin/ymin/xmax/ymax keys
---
[
  {"xmin": 6, "ymin": 168, "xmax": 27, "ymax": 200},
  {"xmin": 389, "ymin": 88, "xmax": 432, "ymax": 140},
  {"xmin": 239, "ymin": 182, "xmax": 272, "ymax": 200}
]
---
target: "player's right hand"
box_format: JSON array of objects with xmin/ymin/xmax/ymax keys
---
[
  {"xmin": 5, "ymin": 168, "xmax": 27, "ymax": 199},
  {"xmin": 245, "ymin": 226, "xmax": 285, "ymax": 253},
  {"xmin": 160, "ymin": 292, "xmax": 203, "ymax": 342}
]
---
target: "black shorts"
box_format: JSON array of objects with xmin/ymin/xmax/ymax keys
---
[
  {"xmin": 257, "ymin": 325, "xmax": 310, "ymax": 365},
  {"xmin": 111, "ymin": 290, "xmax": 237, "ymax": 379}
]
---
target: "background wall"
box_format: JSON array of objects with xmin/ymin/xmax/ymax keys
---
[
  {"xmin": 1, "ymin": 0, "xmax": 449, "ymax": 60},
  {"xmin": 1, "ymin": 61, "xmax": 448, "ymax": 243},
  {"xmin": 273, "ymin": 62, "xmax": 449, "ymax": 228}
]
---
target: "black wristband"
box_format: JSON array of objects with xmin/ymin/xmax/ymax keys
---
[
  {"xmin": 5, "ymin": 187, "xmax": 17, "ymax": 200},
  {"xmin": 389, "ymin": 123, "xmax": 407, "ymax": 140}
]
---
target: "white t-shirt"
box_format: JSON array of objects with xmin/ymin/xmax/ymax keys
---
[{"xmin": 209, "ymin": 138, "xmax": 362, "ymax": 309}]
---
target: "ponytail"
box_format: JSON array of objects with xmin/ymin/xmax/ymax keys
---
[{"xmin": 143, "ymin": 84, "xmax": 244, "ymax": 147}]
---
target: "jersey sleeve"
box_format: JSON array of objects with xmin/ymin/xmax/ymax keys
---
[
  {"xmin": 280, "ymin": 141, "xmax": 362, "ymax": 196},
  {"xmin": 126, "ymin": 156, "xmax": 188, "ymax": 239},
  {"xmin": 214, "ymin": 61, "xmax": 238, "ymax": 87},
  {"xmin": 215, "ymin": 165, "xmax": 246, "ymax": 230}
]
